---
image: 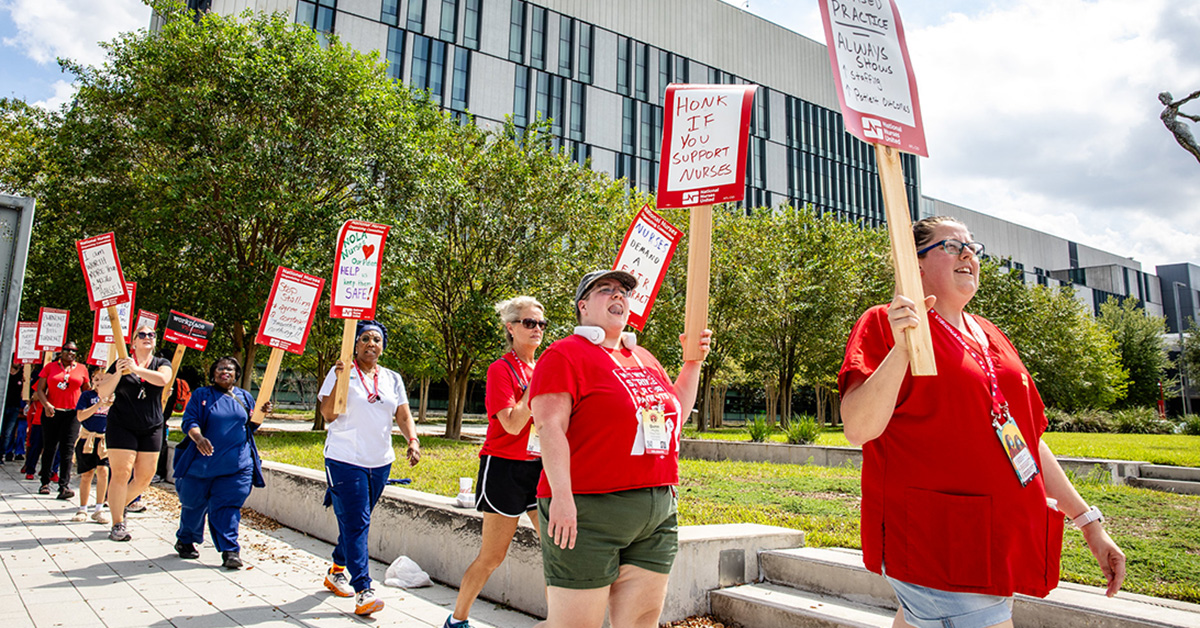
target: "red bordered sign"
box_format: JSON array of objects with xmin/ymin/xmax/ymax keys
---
[
  {"xmin": 164, "ymin": 310, "xmax": 215, "ymax": 352},
  {"xmin": 818, "ymin": 0, "xmax": 927, "ymax": 157},
  {"xmin": 135, "ymin": 310, "xmax": 159, "ymax": 333},
  {"xmin": 256, "ymin": 266, "xmax": 325, "ymax": 355},
  {"xmin": 330, "ymin": 220, "xmax": 391, "ymax": 320},
  {"xmin": 91, "ymin": 282, "xmax": 137, "ymax": 344},
  {"xmin": 35, "ymin": 307, "xmax": 70, "ymax": 352},
  {"xmin": 14, "ymin": 322, "xmax": 39, "ymax": 365},
  {"xmin": 76, "ymin": 232, "xmax": 130, "ymax": 310},
  {"xmin": 87, "ymin": 342, "xmax": 111, "ymax": 367},
  {"xmin": 612, "ymin": 205, "xmax": 683, "ymax": 331},
  {"xmin": 656, "ymin": 84, "xmax": 757, "ymax": 209}
]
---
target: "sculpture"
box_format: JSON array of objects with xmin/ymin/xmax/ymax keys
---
[{"xmin": 1159, "ymin": 90, "xmax": 1200, "ymax": 165}]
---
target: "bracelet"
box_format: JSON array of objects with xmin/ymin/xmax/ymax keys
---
[
  {"xmin": 407, "ymin": 438, "xmax": 420, "ymax": 447},
  {"xmin": 1071, "ymin": 505, "xmax": 1104, "ymax": 528}
]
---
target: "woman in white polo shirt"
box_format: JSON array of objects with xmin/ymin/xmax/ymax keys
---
[{"xmin": 317, "ymin": 320, "xmax": 421, "ymax": 617}]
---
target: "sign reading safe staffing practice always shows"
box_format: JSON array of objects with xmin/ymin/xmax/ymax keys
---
[
  {"xmin": 656, "ymin": 84, "xmax": 757, "ymax": 208},
  {"xmin": 164, "ymin": 311, "xmax": 215, "ymax": 352},
  {"xmin": 92, "ymin": 282, "xmax": 136, "ymax": 344},
  {"xmin": 330, "ymin": 220, "xmax": 390, "ymax": 320},
  {"xmin": 256, "ymin": 267, "xmax": 325, "ymax": 355},
  {"xmin": 75, "ymin": 232, "xmax": 131, "ymax": 310},
  {"xmin": 35, "ymin": 307, "xmax": 69, "ymax": 352},
  {"xmin": 818, "ymin": 0, "xmax": 927, "ymax": 157},
  {"xmin": 612, "ymin": 205, "xmax": 683, "ymax": 331}
]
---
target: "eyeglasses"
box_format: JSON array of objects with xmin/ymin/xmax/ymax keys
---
[
  {"xmin": 136, "ymin": 331, "xmax": 156, "ymax": 339},
  {"xmin": 519, "ymin": 318, "xmax": 549, "ymax": 330},
  {"xmin": 61, "ymin": 348, "xmax": 77, "ymax": 353},
  {"xmin": 591, "ymin": 285, "xmax": 630, "ymax": 299},
  {"xmin": 917, "ymin": 238, "xmax": 985, "ymax": 258}
]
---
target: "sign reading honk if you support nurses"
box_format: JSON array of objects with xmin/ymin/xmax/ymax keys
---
[{"xmin": 657, "ymin": 84, "xmax": 757, "ymax": 208}]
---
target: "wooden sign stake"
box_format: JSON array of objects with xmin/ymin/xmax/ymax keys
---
[
  {"xmin": 107, "ymin": 344, "xmax": 117, "ymax": 365},
  {"xmin": 874, "ymin": 144, "xmax": 936, "ymax": 376},
  {"xmin": 161, "ymin": 344, "xmax": 187, "ymax": 411},
  {"xmin": 42, "ymin": 351, "xmax": 52, "ymax": 366},
  {"xmin": 21, "ymin": 364, "xmax": 31, "ymax": 401},
  {"xmin": 682, "ymin": 204, "xmax": 714, "ymax": 362},
  {"xmin": 251, "ymin": 347, "xmax": 285, "ymax": 425},
  {"xmin": 332, "ymin": 319, "xmax": 356, "ymax": 415},
  {"xmin": 106, "ymin": 305, "xmax": 132, "ymax": 374}
]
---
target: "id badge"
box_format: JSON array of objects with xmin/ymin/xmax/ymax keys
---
[
  {"xmin": 640, "ymin": 406, "xmax": 670, "ymax": 455},
  {"xmin": 526, "ymin": 420, "xmax": 541, "ymax": 457},
  {"xmin": 993, "ymin": 409, "xmax": 1039, "ymax": 487}
]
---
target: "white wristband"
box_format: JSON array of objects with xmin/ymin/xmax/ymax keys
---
[{"xmin": 1072, "ymin": 505, "xmax": 1104, "ymax": 528}]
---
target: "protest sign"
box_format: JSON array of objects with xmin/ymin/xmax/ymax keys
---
[
  {"xmin": 135, "ymin": 310, "xmax": 159, "ymax": 333},
  {"xmin": 613, "ymin": 205, "xmax": 683, "ymax": 331},
  {"xmin": 656, "ymin": 84, "xmax": 757, "ymax": 209},
  {"xmin": 819, "ymin": 0, "xmax": 934, "ymax": 375},
  {"xmin": 253, "ymin": 267, "xmax": 325, "ymax": 423},
  {"xmin": 15, "ymin": 321, "xmax": 38, "ymax": 401},
  {"xmin": 160, "ymin": 310, "xmax": 215, "ymax": 409},
  {"xmin": 330, "ymin": 221, "xmax": 391, "ymax": 414},
  {"xmin": 87, "ymin": 342, "xmax": 111, "ymax": 368},
  {"xmin": 92, "ymin": 282, "xmax": 137, "ymax": 344},
  {"xmin": 76, "ymin": 233, "xmax": 130, "ymax": 310},
  {"xmin": 35, "ymin": 308, "xmax": 69, "ymax": 352}
]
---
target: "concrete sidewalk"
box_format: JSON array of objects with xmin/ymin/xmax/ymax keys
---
[{"xmin": 0, "ymin": 465, "xmax": 538, "ymax": 628}]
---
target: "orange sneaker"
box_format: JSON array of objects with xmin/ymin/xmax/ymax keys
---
[
  {"xmin": 323, "ymin": 568, "xmax": 353, "ymax": 597},
  {"xmin": 355, "ymin": 589, "xmax": 384, "ymax": 616}
]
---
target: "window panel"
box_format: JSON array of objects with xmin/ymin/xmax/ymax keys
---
[
  {"xmin": 451, "ymin": 47, "xmax": 470, "ymax": 111},
  {"xmin": 296, "ymin": 1, "xmax": 316, "ymax": 27},
  {"xmin": 578, "ymin": 23, "xmax": 593, "ymax": 83},
  {"xmin": 550, "ymin": 76, "xmax": 564, "ymax": 135},
  {"xmin": 622, "ymin": 98, "xmax": 637, "ymax": 154},
  {"xmin": 639, "ymin": 102, "xmax": 653, "ymax": 159},
  {"xmin": 508, "ymin": 0, "xmax": 525, "ymax": 62},
  {"xmin": 530, "ymin": 5, "xmax": 546, "ymax": 69},
  {"xmin": 513, "ymin": 67, "xmax": 530, "ymax": 127},
  {"xmin": 463, "ymin": 0, "xmax": 480, "ymax": 49},
  {"xmin": 558, "ymin": 16, "xmax": 574, "ymax": 77},
  {"xmin": 381, "ymin": 0, "xmax": 399, "ymax": 26},
  {"xmin": 658, "ymin": 50, "xmax": 670, "ymax": 104},
  {"xmin": 674, "ymin": 55, "xmax": 688, "ymax": 83},
  {"xmin": 569, "ymin": 82, "xmax": 586, "ymax": 141},
  {"xmin": 386, "ymin": 27, "xmax": 405, "ymax": 81},
  {"xmin": 439, "ymin": 0, "xmax": 458, "ymax": 42},
  {"xmin": 616, "ymin": 37, "xmax": 630, "ymax": 96},
  {"xmin": 634, "ymin": 42, "xmax": 648, "ymax": 100},
  {"xmin": 407, "ymin": 0, "xmax": 425, "ymax": 31}
]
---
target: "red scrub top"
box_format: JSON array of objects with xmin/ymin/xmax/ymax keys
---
[{"xmin": 479, "ymin": 352, "xmax": 539, "ymax": 461}]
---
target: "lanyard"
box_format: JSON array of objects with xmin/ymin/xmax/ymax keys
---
[
  {"xmin": 930, "ymin": 310, "xmax": 1007, "ymax": 416},
  {"xmin": 504, "ymin": 352, "xmax": 532, "ymax": 391},
  {"xmin": 603, "ymin": 345, "xmax": 646, "ymax": 370},
  {"xmin": 354, "ymin": 363, "xmax": 380, "ymax": 403}
]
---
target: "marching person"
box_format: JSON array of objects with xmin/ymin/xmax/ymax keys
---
[
  {"xmin": 317, "ymin": 320, "xmax": 420, "ymax": 617},
  {"xmin": 73, "ymin": 367, "xmax": 112, "ymax": 524},
  {"xmin": 527, "ymin": 270, "xmax": 711, "ymax": 628},
  {"xmin": 446, "ymin": 296, "xmax": 547, "ymax": 628},
  {"xmin": 98, "ymin": 324, "xmax": 173, "ymax": 542},
  {"xmin": 34, "ymin": 341, "xmax": 90, "ymax": 500},
  {"xmin": 839, "ymin": 216, "xmax": 1126, "ymax": 628},
  {"xmin": 172, "ymin": 357, "xmax": 267, "ymax": 570}
]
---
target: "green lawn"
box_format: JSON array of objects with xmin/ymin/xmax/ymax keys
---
[{"xmin": 252, "ymin": 430, "xmax": 1200, "ymax": 603}]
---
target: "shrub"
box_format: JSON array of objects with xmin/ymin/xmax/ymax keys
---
[
  {"xmin": 785, "ymin": 415, "xmax": 821, "ymax": 445},
  {"xmin": 1111, "ymin": 407, "xmax": 1175, "ymax": 434},
  {"xmin": 746, "ymin": 415, "xmax": 772, "ymax": 442},
  {"xmin": 1182, "ymin": 414, "xmax": 1200, "ymax": 436},
  {"xmin": 1046, "ymin": 408, "xmax": 1113, "ymax": 433}
]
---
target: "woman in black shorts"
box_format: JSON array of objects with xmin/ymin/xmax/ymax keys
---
[
  {"xmin": 96, "ymin": 324, "xmax": 173, "ymax": 541},
  {"xmin": 445, "ymin": 296, "xmax": 547, "ymax": 628}
]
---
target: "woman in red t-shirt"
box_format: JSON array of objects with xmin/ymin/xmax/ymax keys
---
[
  {"xmin": 840, "ymin": 216, "xmax": 1126, "ymax": 628},
  {"xmin": 447, "ymin": 296, "xmax": 547, "ymax": 628},
  {"xmin": 528, "ymin": 270, "xmax": 711, "ymax": 628},
  {"xmin": 33, "ymin": 341, "xmax": 90, "ymax": 499}
]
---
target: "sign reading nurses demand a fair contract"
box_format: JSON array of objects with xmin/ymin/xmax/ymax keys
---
[
  {"xmin": 657, "ymin": 84, "xmax": 757, "ymax": 208},
  {"xmin": 818, "ymin": 0, "xmax": 927, "ymax": 157},
  {"xmin": 613, "ymin": 205, "xmax": 683, "ymax": 331},
  {"xmin": 256, "ymin": 267, "xmax": 325, "ymax": 355}
]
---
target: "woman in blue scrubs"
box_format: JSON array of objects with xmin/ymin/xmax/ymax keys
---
[{"xmin": 172, "ymin": 356, "xmax": 268, "ymax": 569}]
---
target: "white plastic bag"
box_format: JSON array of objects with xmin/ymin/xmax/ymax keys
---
[{"xmin": 384, "ymin": 555, "xmax": 432, "ymax": 589}]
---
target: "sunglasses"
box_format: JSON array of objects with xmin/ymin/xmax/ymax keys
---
[
  {"xmin": 519, "ymin": 318, "xmax": 549, "ymax": 330},
  {"xmin": 136, "ymin": 331, "xmax": 157, "ymax": 339}
]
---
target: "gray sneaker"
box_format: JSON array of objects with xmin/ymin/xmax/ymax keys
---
[{"xmin": 109, "ymin": 523, "xmax": 131, "ymax": 542}]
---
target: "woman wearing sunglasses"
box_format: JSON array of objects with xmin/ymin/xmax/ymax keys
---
[
  {"xmin": 840, "ymin": 216, "xmax": 1126, "ymax": 628},
  {"xmin": 446, "ymin": 296, "xmax": 547, "ymax": 628},
  {"xmin": 96, "ymin": 324, "xmax": 173, "ymax": 541},
  {"xmin": 317, "ymin": 319, "xmax": 420, "ymax": 617}
]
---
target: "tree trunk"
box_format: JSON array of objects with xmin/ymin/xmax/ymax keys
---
[
  {"xmin": 815, "ymin": 386, "xmax": 827, "ymax": 426},
  {"xmin": 444, "ymin": 369, "xmax": 470, "ymax": 439},
  {"xmin": 696, "ymin": 365, "xmax": 715, "ymax": 432},
  {"xmin": 830, "ymin": 389, "xmax": 841, "ymax": 427},
  {"xmin": 713, "ymin": 383, "xmax": 728, "ymax": 427},
  {"xmin": 312, "ymin": 403, "xmax": 325, "ymax": 431},
  {"xmin": 779, "ymin": 376, "xmax": 793, "ymax": 429},
  {"xmin": 764, "ymin": 381, "xmax": 778, "ymax": 426},
  {"xmin": 418, "ymin": 377, "xmax": 430, "ymax": 423}
]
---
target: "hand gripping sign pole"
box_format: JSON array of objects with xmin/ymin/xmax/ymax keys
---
[
  {"xmin": 657, "ymin": 84, "xmax": 757, "ymax": 360},
  {"xmin": 253, "ymin": 267, "xmax": 325, "ymax": 424},
  {"xmin": 160, "ymin": 311, "xmax": 214, "ymax": 411},
  {"xmin": 76, "ymin": 233, "xmax": 133, "ymax": 370},
  {"xmin": 818, "ymin": 0, "xmax": 935, "ymax": 375},
  {"xmin": 328, "ymin": 221, "xmax": 390, "ymax": 415}
]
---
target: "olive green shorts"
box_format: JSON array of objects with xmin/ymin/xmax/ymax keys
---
[{"xmin": 538, "ymin": 486, "xmax": 678, "ymax": 589}]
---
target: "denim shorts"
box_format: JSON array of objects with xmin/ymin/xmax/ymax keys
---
[{"xmin": 886, "ymin": 577, "xmax": 1014, "ymax": 628}]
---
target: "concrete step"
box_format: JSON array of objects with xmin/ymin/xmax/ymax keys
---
[
  {"xmin": 757, "ymin": 547, "xmax": 1200, "ymax": 628},
  {"xmin": 710, "ymin": 582, "xmax": 894, "ymax": 628},
  {"xmin": 1127, "ymin": 477, "xmax": 1200, "ymax": 496},
  {"xmin": 1139, "ymin": 465, "xmax": 1200, "ymax": 482}
]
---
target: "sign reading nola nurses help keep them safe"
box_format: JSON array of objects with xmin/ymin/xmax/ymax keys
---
[
  {"xmin": 164, "ymin": 311, "xmax": 215, "ymax": 352},
  {"xmin": 35, "ymin": 307, "xmax": 69, "ymax": 352},
  {"xmin": 256, "ymin": 266, "xmax": 325, "ymax": 355},
  {"xmin": 330, "ymin": 220, "xmax": 390, "ymax": 320},
  {"xmin": 656, "ymin": 84, "xmax": 758, "ymax": 208},
  {"xmin": 75, "ymin": 232, "xmax": 131, "ymax": 310},
  {"xmin": 612, "ymin": 205, "xmax": 683, "ymax": 331},
  {"xmin": 14, "ymin": 322, "xmax": 39, "ymax": 364},
  {"xmin": 818, "ymin": 0, "xmax": 928, "ymax": 157},
  {"xmin": 92, "ymin": 282, "xmax": 137, "ymax": 344}
]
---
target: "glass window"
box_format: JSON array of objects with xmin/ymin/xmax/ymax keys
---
[
  {"xmin": 386, "ymin": 27, "xmax": 405, "ymax": 81},
  {"xmin": 535, "ymin": 71, "xmax": 551, "ymax": 121},
  {"xmin": 622, "ymin": 97, "xmax": 637, "ymax": 154},
  {"xmin": 439, "ymin": 0, "xmax": 458, "ymax": 42},
  {"xmin": 530, "ymin": 5, "xmax": 546, "ymax": 69},
  {"xmin": 616, "ymin": 36, "xmax": 629, "ymax": 96},
  {"xmin": 451, "ymin": 47, "xmax": 470, "ymax": 111},
  {"xmin": 640, "ymin": 158, "xmax": 653, "ymax": 193},
  {"xmin": 508, "ymin": 0, "xmax": 525, "ymax": 62},
  {"xmin": 755, "ymin": 87, "xmax": 769, "ymax": 138},
  {"xmin": 550, "ymin": 76, "xmax": 565, "ymax": 135},
  {"xmin": 463, "ymin": 0, "xmax": 480, "ymax": 49},
  {"xmin": 639, "ymin": 102, "xmax": 653, "ymax": 159},
  {"xmin": 634, "ymin": 42, "xmax": 648, "ymax": 100},
  {"xmin": 558, "ymin": 16, "xmax": 574, "ymax": 77},
  {"xmin": 513, "ymin": 67, "xmax": 530, "ymax": 127},
  {"xmin": 381, "ymin": 0, "xmax": 399, "ymax": 25},
  {"xmin": 578, "ymin": 23, "xmax": 593, "ymax": 83},
  {"xmin": 411, "ymin": 35, "xmax": 446, "ymax": 104},
  {"xmin": 616, "ymin": 154, "xmax": 635, "ymax": 187},
  {"xmin": 407, "ymin": 0, "xmax": 426, "ymax": 32},
  {"xmin": 658, "ymin": 50, "xmax": 671, "ymax": 104},
  {"xmin": 570, "ymin": 142, "xmax": 590, "ymax": 165},
  {"xmin": 569, "ymin": 81, "xmax": 586, "ymax": 141},
  {"xmin": 296, "ymin": 1, "xmax": 317, "ymax": 27},
  {"xmin": 674, "ymin": 55, "xmax": 688, "ymax": 83},
  {"xmin": 707, "ymin": 66, "xmax": 719, "ymax": 84}
]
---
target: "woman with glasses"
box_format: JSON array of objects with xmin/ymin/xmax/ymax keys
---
[
  {"xmin": 840, "ymin": 216, "xmax": 1126, "ymax": 628},
  {"xmin": 446, "ymin": 296, "xmax": 547, "ymax": 628},
  {"xmin": 33, "ymin": 341, "xmax": 90, "ymax": 499},
  {"xmin": 317, "ymin": 320, "xmax": 420, "ymax": 617},
  {"xmin": 97, "ymin": 324, "xmax": 173, "ymax": 541},
  {"xmin": 527, "ymin": 270, "xmax": 711, "ymax": 628}
]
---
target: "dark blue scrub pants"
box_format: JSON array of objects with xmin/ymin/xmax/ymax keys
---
[
  {"xmin": 325, "ymin": 458, "xmax": 391, "ymax": 593},
  {"xmin": 175, "ymin": 467, "xmax": 253, "ymax": 552}
]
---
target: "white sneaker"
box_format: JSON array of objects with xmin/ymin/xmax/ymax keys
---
[
  {"xmin": 71, "ymin": 509, "xmax": 88, "ymax": 522},
  {"xmin": 354, "ymin": 588, "xmax": 384, "ymax": 616},
  {"xmin": 323, "ymin": 569, "xmax": 353, "ymax": 598},
  {"xmin": 91, "ymin": 508, "xmax": 109, "ymax": 524}
]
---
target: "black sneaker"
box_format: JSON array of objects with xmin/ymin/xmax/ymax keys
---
[
  {"xmin": 57, "ymin": 487, "xmax": 75, "ymax": 500},
  {"xmin": 175, "ymin": 541, "xmax": 199, "ymax": 559},
  {"xmin": 221, "ymin": 551, "xmax": 242, "ymax": 570},
  {"xmin": 14, "ymin": 454, "xmax": 23, "ymax": 461},
  {"xmin": 38, "ymin": 484, "xmax": 50, "ymax": 495}
]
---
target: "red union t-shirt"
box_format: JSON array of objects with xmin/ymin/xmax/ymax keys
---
[
  {"xmin": 38, "ymin": 361, "xmax": 88, "ymax": 410},
  {"xmin": 838, "ymin": 305, "xmax": 1063, "ymax": 598},
  {"xmin": 528, "ymin": 334, "xmax": 682, "ymax": 498},
  {"xmin": 479, "ymin": 352, "xmax": 539, "ymax": 461}
]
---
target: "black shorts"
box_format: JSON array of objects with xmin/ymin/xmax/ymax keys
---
[
  {"xmin": 105, "ymin": 422, "xmax": 164, "ymax": 453},
  {"xmin": 75, "ymin": 438, "xmax": 109, "ymax": 474},
  {"xmin": 475, "ymin": 455, "xmax": 542, "ymax": 517}
]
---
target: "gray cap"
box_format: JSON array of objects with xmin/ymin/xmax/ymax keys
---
[{"xmin": 574, "ymin": 269, "xmax": 638, "ymax": 316}]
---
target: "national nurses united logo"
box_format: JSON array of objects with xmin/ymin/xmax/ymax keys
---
[
  {"xmin": 863, "ymin": 117, "xmax": 884, "ymax": 140},
  {"xmin": 683, "ymin": 190, "xmax": 699, "ymax": 205}
]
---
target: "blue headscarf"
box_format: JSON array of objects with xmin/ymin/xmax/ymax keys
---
[{"xmin": 355, "ymin": 320, "xmax": 388, "ymax": 350}]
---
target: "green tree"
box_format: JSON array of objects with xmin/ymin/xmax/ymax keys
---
[{"xmin": 1098, "ymin": 298, "xmax": 1173, "ymax": 408}]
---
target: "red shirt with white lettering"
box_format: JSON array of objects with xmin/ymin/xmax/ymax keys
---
[
  {"xmin": 528, "ymin": 334, "xmax": 681, "ymax": 498},
  {"xmin": 839, "ymin": 305, "xmax": 1063, "ymax": 597},
  {"xmin": 479, "ymin": 352, "xmax": 539, "ymax": 461}
]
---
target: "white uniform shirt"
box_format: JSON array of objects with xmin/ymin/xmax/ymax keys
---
[{"xmin": 318, "ymin": 364, "xmax": 409, "ymax": 468}]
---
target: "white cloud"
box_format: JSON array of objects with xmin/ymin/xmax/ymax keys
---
[
  {"xmin": 32, "ymin": 78, "xmax": 75, "ymax": 111},
  {"xmin": 0, "ymin": 0, "xmax": 149, "ymax": 67}
]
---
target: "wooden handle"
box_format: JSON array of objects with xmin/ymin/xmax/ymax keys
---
[
  {"xmin": 874, "ymin": 144, "xmax": 936, "ymax": 376},
  {"xmin": 332, "ymin": 319, "xmax": 356, "ymax": 415},
  {"xmin": 161, "ymin": 344, "xmax": 186, "ymax": 411},
  {"xmin": 107, "ymin": 305, "xmax": 131, "ymax": 373},
  {"xmin": 21, "ymin": 364, "xmax": 30, "ymax": 401},
  {"xmin": 251, "ymin": 348, "xmax": 285, "ymax": 424},
  {"xmin": 682, "ymin": 204, "xmax": 713, "ymax": 362}
]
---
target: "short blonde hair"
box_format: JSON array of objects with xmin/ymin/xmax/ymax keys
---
[{"xmin": 495, "ymin": 296, "xmax": 545, "ymax": 348}]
